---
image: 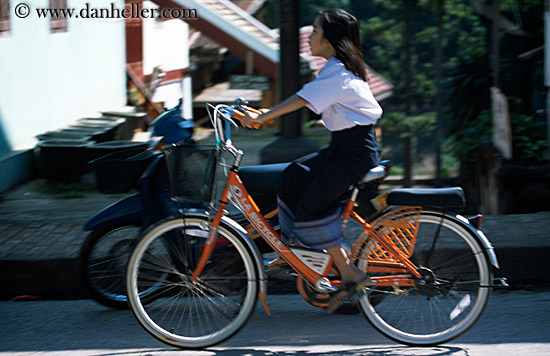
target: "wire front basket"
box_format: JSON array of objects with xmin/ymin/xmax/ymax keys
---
[{"xmin": 164, "ymin": 144, "xmax": 218, "ymax": 207}]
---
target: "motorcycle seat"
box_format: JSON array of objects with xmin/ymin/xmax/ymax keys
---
[
  {"xmin": 240, "ymin": 161, "xmax": 394, "ymax": 205},
  {"xmin": 239, "ymin": 163, "xmax": 291, "ymax": 212}
]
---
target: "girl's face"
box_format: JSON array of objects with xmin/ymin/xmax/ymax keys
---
[{"xmin": 309, "ymin": 17, "xmax": 335, "ymax": 59}]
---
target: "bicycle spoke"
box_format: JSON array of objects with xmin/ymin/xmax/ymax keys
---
[
  {"xmin": 423, "ymin": 215, "xmax": 444, "ymax": 267},
  {"xmin": 126, "ymin": 217, "xmax": 258, "ymax": 348},
  {"xmin": 356, "ymin": 210, "xmax": 492, "ymax": 345}
]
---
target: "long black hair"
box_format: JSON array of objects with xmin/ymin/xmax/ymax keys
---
[{"xmin": 319, "ymin": 9, "xmax": 368, "ymax": 82}]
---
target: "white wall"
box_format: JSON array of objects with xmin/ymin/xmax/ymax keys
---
[
  {"xmin": 142, "ymin": 1, "xmax": 189, "ymax": 75},
  {"xmin": 142, "ymin": 1, "xmax": 192, "ymax": 116},
  {"xmin": 0, "ymin": 0, "xmax": 127, "ymax": 151}
]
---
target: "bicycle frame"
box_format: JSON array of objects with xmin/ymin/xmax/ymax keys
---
[
  {"xmin": 191, "ymin": 168, "xmax": 424, "ymax": 292},
  {"xmin": 192, "ymin": 170, "xmax": 328, "ymax": 288},
  {"xmin": 189, "ymin": 103, "xmax": 425, "ymax": 293}
]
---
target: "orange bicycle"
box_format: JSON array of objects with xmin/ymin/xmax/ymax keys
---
[{"xmin": 125, "ymin": 100, "xmax": 507, "ymax": 348}]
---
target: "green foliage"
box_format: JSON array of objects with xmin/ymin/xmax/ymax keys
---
[
  {"xmin": 257, "ymin": 0, "xmax": 353, "ymax": 28},
  {"xmin": 445, "ymin": 53, "xmax": 491, "ymax": 132},
  {"xmin": 442, "ymin": 0, "xmax": 546, "ymax": 167},
  {"xmin": 448, "ymin": 110, "xmax": 549, "ymax": 166},
  {"xmin": 379, "ymin": 111, "xmax": 436, "ymax": 139},
  {"xmin": 256, "ymin": 0, "xmax": 548, "ymax": 169},
  {"xmin": 449, "ymin": 110, "xmax": 493, "ymax": 163},
  {"xmin": 511, "ymin": 114, "xmax": 549, "ymax": 165}
]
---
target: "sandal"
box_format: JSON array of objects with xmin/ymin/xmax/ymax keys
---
[{"xmin": 326, "ymin": 277, "xmax": 371, "ymax": 314}]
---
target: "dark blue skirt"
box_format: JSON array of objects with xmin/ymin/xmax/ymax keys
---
[{"xmin": 277, "ymin": 125, "xmax": 379, "ymax": 249}]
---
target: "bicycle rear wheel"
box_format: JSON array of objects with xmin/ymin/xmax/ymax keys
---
[
  {"xmin": 354, "ymin": 209, "xmax": 492, "ymax": 345},
  {"xmin": 126, "ymin": 216, "xmax": 258, "ymax": 349}
]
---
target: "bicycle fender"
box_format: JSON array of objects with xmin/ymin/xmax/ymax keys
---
[
  {"xmin": 182, "ymin": 208, "xmax": 269, "ymax": 297},
  {"xmin": 84, "ymin": 194, "xmax": 147, "ymax": 231},
  {"xmin": 453, "ymin": 214, "xmax": 500, "ymax": 269}
]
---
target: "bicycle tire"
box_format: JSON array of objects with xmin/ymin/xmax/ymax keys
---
[
  {"xmin": 80, "ymin": 224, "xmax": 141, "ymax": 309},
  {"xmin": 126, "ymin": 216, "xmax": 258, "ymax": 349},
  {"xmin": 354, "ymin": 209, "xmax": 492, "ymax": 345}
]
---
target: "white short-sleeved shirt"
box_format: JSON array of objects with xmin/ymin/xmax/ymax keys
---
[{"xmin": 296, "ymin": 57, "xmax": 383, "ymax": 131}]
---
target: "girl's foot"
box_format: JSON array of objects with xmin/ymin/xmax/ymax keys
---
[{"xmin": 326, "ymin": 276, "xmax": 371, "ymax": 313}]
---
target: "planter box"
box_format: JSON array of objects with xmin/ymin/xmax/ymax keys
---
[
  {"xmin": 38, "ymin": 140, "xmax": 93, "ymax": 183},
  {"xmin": 89, "ymin": 149, "xmax": 155, "ymax": 194},
  {"xmin": 87, "ymin": 140, "xmax": 148, "ymax": 163},
  {"xmin": 36, "ymin": 131, "xmax": 93, "ymax": 141}
]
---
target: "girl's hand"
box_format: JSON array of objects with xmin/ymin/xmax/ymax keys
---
[
  {"xmin": 241, "ymin": 111, "xmax": 260, "ymax": 129},
  {"xmin": 242, "ymin": 109, "xmax": 269, "ymax": 129}
]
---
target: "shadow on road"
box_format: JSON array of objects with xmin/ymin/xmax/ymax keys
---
[{"xmin": 94, "ymin": 345, "xmax": 468, "ymax": 356}]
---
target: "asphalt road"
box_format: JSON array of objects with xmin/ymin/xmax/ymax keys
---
[{"xmin": 1, "ymin": 286, "xmax": 549, "ymax": 356}]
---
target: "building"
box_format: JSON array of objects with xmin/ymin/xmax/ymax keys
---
[
  {"xmin": 126, "ymin": 0, "xmax": 192, "ymax": 122},
  {"xmin": 0, "ymin": 0, "xmax": 127, "ymax": 190},
  {"xmin": 0, "ymin": 0, "xmax": 393, "ymax": 191}
]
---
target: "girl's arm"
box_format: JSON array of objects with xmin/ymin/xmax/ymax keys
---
[{"xmin": 242, "ymin": 94, "xmax": 308, "ymax": 128}]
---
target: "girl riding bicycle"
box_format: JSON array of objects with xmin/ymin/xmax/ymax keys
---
[{"xmin": 243, "ymin": 8, "xmax": 382, "ymax": 310}]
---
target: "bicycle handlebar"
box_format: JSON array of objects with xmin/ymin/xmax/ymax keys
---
[
  {"xmin": 231, "ymin": 108, "xmax": 263, "ymax": 129},
  {"xmin": 209, "ymin": 99, "xmax": 275, "ymax": 145}
]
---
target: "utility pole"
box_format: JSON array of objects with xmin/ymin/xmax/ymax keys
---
[
  {"xmin": 260, "ymin": 0, "xmax": 320, "ymax": 164},
  {"xmin": 279, "ymin": 0, "xmax": 301, "ymax": 138}
]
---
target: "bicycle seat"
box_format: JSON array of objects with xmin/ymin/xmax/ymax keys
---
[
  {"xmin": 358, "ymin": 165, "xmax": 386, "ymax": 185},
  {"xmin": 239, "ymin": 162, "xmax": 291, "ymax": 212},
  {"xmin": 386, "ymin": 187, "xmax": 465, "ymax": 208},
  {"xmin": 356, "ymin": 160, "xmax": 392, "ymax": 186}
]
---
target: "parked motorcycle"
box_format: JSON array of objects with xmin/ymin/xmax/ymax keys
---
[{"xmin": 80, "ymin": 101, "xmax": 194, "ymax": 309}]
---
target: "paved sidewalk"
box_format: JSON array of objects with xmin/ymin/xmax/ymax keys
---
[
  {"xmin": 0, "ymin": 179, "xmax": 127, "ymax": 299},
  {"xmin": 1, "ymin": 129, "xmax": 549, "ymax": 300}
]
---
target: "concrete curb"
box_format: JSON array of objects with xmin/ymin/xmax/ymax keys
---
[{"xmin": 0, "ymin": 258, "xmax": 87, "ymax": 300}]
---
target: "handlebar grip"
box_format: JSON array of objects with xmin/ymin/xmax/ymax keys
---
[
  {"xmin": 243, "ymin": 107, "xmax": 275, "ymax": 125},
  {"xmin": 232, "ymin": 109, "xmax": 262, "ymax": 129},
  {"xmin": 246, "ymin": 107, "xmax": 263, "ymax": 115}
]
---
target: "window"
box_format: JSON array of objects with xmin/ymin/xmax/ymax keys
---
[
  {"xmin": 0, "ymin": 0, "xmax": 9, "ymax": 36},
  {"xmin": 50, "ymin": 0, "xmax": 67, "ymax": 33}
]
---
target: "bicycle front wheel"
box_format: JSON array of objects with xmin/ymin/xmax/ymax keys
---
[
  {"xmin": 126, "ymin": 216, "xmax": 258, "ymax": 349},
  {"xmin": 354, "ymin": 209, "xmax": 492, "ymax": 345}
]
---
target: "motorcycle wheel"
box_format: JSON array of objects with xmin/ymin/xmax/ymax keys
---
[{"xmin": 80, "ymin": 223, "xmax": 142, "ymax": 309}]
